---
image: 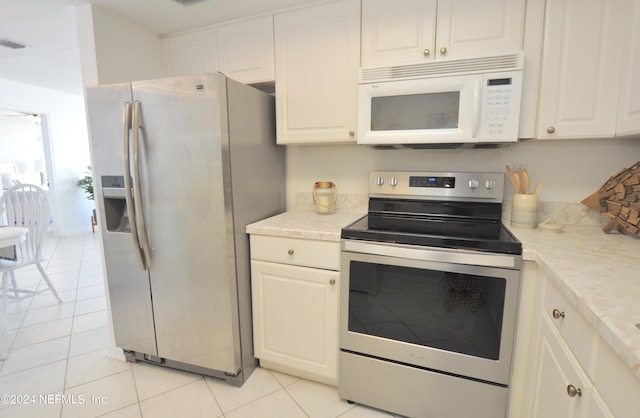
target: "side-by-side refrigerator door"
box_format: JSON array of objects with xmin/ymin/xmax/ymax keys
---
[
  {"xmin": 131, "ymin": 74, "xmax": 241, "ymax": 375},
  {"xmin": 85, "ymin": 83, "xmax": 157, "ymax": 357}
]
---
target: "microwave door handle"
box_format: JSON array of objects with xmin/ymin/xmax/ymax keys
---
[{"xmin": 472, "ymin": 79, "xmax": 482, "ymax": 138}]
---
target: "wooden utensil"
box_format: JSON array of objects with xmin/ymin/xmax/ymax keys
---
[
  {"xmin": 505, "ymin": 165, "xmax": 520, "ymax": 193},
  {"xmin": 533, "ymin": 182, "xmax": 542, "ymax": 195},
  {"xmin": 516, "ymin": 169, "xmax": 530, "ymax": 194}
]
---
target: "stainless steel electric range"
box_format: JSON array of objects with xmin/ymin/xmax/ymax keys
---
[{"xmin": 339, "ymin": 171, "xmax": 523, "ymax": 418}]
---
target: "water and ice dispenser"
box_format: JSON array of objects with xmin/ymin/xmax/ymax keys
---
[{"xmin": 101, "ymin": 175, "xmax": 131, "ymax": 233}]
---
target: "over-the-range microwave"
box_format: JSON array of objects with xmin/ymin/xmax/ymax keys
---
[{"xmin": 358, "ymin": 52, "xmax": 524, "ymax": 148}]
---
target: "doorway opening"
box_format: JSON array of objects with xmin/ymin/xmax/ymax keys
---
[{"xmin": 0, "ymin": 109, "xmax": 58, "ymax": 234}]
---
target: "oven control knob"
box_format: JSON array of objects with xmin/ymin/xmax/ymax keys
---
[
  {"xmin": 389, "ymin": 177, "xmax": 398, "ymax": 187},
  {"xmin": 485, "ymin": 179, "xmax": 496, "ymax": 189},
  {"xmin": 376, "ymin": 176, "xmax": 384, "ymax": 186},
  {"xmin": 468, "ymin": 179, "xmax": 480, "ymax": 189}
]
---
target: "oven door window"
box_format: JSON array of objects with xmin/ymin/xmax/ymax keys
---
[
  {"xmin": 370, "ymin": 92, "xmax": 460, "ymax": 131},
  {"xmin": 348, "ymin": 261, "xmax": 506, "ymax": 361}
]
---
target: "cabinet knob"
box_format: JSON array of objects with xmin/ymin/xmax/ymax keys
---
[
  {"xmin": 552, "ymin": 309, "xmax": 565, "ymax": 319},
  {"xmin": 288, "ymin": 249, "xmax": 294, "ymax": 256},
  {"xmin": 329, "ymin": 279, "xmax": 336, "ymax": 286},
  {"xmin": 440, "ymin": 47, "xmax": 447, "ymax": 55},
  {"xmin": 547, "ymin": 126, "xmax": 556, "ymax": 134},
  {"xmin": 566, "ymin": 384, "xmax": 582, "ymax": 398},
  {"xmin": 423, "ymin": 49, "xmax": 431, "ymax": 57},
  {"xmin": 348, "ymin": 130, "xmax": 355, "ymax": 137}
]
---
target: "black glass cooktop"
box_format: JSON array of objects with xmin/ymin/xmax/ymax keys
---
[{"xmin": 341, "ymin": 199, "xmax": 522, "ymax": 255}]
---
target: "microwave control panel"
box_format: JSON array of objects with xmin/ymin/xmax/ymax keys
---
[{"xmin": 480, "ymin": 73, "xmax": 522, "ymax": 139}]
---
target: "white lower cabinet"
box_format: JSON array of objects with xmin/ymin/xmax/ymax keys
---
[
  {"xmin": 524, "ymin": 274, "xmax": 617, "ymax": 418},
  {"xmin": 528, "ymin": 314, "xmax": 596, "ymax": 418},
  {"xmin": 250, "ymin": 235, "xmax": 340, "ymax": 385}
]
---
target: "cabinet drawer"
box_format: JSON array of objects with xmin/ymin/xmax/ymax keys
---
[
  {"xmin": 542, "ymin": 277, "xmax": 597, "ymax": 374},
  {"xmin": 250, "ymin": 235, "xmax": 340, "ymax": 270}
]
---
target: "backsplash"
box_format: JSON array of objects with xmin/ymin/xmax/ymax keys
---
[
  {"xmin": 295, "ymin": 192, "xmax": 609, "ymax": 229},
  {"xmin": 296, "ymin": 192, "xmax": 607, "ymax": 227},
  {"xmin": 295, "ymin": 192, "xmax": 368, "ymax": 213},
  {"xmin": 503, "ymin": 200, "xmax": 609, "ymax": 227}
]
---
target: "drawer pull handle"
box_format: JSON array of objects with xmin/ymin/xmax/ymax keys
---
[
  {"xmin": 552, "ymin": 309, "xmax": 565, "ymax": 319},
  {"xmin": 329, "ymin": 279, "xmax": 336, "ymax": 286},
  {"xmin": 567, "ymin": 384, "xmax": 582, "ymax": 398},
  {"xmin": 288, "ymin": 249, "xmax": 294, "ymax": 256}
]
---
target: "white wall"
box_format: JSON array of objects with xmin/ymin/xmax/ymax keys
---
[
  {"xmin": 0, "ymin": 116, "xmax": 45, "ymax": 171},
  {"xmin": 285, "ymin": 137, "xmax": 640, "ymax": 208},
  {"xmin": 76, "ymin": 4, "xmax": 167, "ymax": 86},
  {"xmin": 0, "ymin": 77, "xmax": 94, "ymax": 235}
]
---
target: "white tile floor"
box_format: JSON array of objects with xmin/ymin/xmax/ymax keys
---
[{"xmin": 0, "ymin": 233, "xmax": 399, "ymax": 418}]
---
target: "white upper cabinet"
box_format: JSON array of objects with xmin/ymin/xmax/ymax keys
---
[
  {"xmin": 361, "ymin": 0, "xmax": 525, "ymax": 67},
  {"xmin": 274, "ymin": 0, "xmax": 360, "ymax": 144},
  {"xmin": 217, "ymin": 16, "xmax": 275, "ymax": 84},
  {"xmin": 361, "ymin": 0, "xmax": 436, "ymax": 66},
  {"xmin": 616, "ymin": 1, "xmax": 640, "ymax": 136},
  {"xmin": 536, "ymin": 0, "xmax": 627, "ymax": 139},
  {"xmin": 436, "ymin": 0, "xmax": 525, "ymax": 60},
  {"xmin": 166, "ymin": 28, "xmax": 218, "ymax": 76}
]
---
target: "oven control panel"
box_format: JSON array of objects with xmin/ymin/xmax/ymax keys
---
[{"xmin": 369, "ymin": 171, "xmax": 504, "ymax": 202}]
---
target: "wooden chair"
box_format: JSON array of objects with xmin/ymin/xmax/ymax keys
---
[{"xmin": 0, "ymin": 184, "xmax": 62, "ymax": 313}]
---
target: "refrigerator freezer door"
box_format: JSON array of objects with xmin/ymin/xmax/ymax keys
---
[
  {"xmin": 85, "ymin": 83, "xmax": 158, "ymax": 356},
  {"xmin": 131, "ymin": 74, "xmax": 240, "ymax": 374}
]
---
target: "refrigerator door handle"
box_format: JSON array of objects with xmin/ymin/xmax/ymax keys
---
[
  {"xmin": 123, "ymin": 102, "xmax": 147, "ymax": 270},
  {"xmin": 132, "ymin": 100, "xmax": 153, "ymax": 269}
]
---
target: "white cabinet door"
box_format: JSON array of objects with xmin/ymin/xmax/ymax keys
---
[
  {"xmin": 528, "ymin": 315, "xmax": 591, "ymax": 418},
  {"xmin": 616, "ymin": 0, "xmax": 640, "ymax": 136},
  {"xmin": 251, "ymin": 260, "xmax": 339, "ymax": 384},
  {"xmin": 587, "ymin": 391, "xmax": 615, "ymax": 418},
  {"xmin": 274, "ymin": 0, "xmax": 359, "ymax": 144},
  {"xmin": 217, "ymin": 16, "xmax": 274, "ymax": 84},
  {"xmin": 166, "ymin": 28, "xmax": 218, "ymax": 76},
  {"xmin": 361, "ymin": 0, "xmax": 437, "ymax": 66},
  {"xmin": 436, "ymin": 0, "xmax": 524, "ymax": 60},
  {"xmin": 537, "ymin": 0, "xmax": 627, "ymax": 139},
  {"xmin": 360, "ymin": 0, "xmax": 524, "ymax": 67}
]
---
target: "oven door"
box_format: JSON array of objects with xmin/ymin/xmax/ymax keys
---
[{"xmin": 340, "ymin": 240, "xmax": 521, "ymax": 386}]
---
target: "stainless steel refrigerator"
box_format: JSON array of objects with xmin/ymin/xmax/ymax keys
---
[{"xmin": 85, "ymin": 73, "xmax": 285, "ymax": 386}]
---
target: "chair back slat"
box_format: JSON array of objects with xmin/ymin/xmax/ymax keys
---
[{"xmin": 0, "ymin": 184, "xmax": 49, "ymax": 260}]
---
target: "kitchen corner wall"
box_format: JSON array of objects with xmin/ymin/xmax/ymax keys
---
[
  {"xmin": 285, "ymin": 137, "xmax": 640, "ymax": 210},
  {"xmin": 76, "ymin": 4, "xmax": 168, "ymax": 86}
]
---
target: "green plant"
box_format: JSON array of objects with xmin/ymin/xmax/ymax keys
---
[{"xmin": 77, "ymin": 166, "xmax": 94, "ymax": 201}]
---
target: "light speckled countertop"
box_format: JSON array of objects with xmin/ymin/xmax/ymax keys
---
[
  {"xmin": 247, "ymin": 210, "xmax": 640, "ymax": 381},
  {"xmin": 509, "ymin": 224, "xmax": 640, "ymax": 381},
  {"xmin": 246, "ymin": 210, "xmax": 366, "ymax": 242}
]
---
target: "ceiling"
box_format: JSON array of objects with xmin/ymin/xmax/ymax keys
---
[{"xmin": 0, "ymin": 0, "xmax": 325, "ymax": 95}]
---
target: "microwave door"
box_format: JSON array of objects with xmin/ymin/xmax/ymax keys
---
[{"xmin": 357, "ymin": 75, "xmax": 480, "ymax": 146}]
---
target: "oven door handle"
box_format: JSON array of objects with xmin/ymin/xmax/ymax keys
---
[{"xmin": 342, "ymin": 240, "xmax": 520, "ymax": 269}]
